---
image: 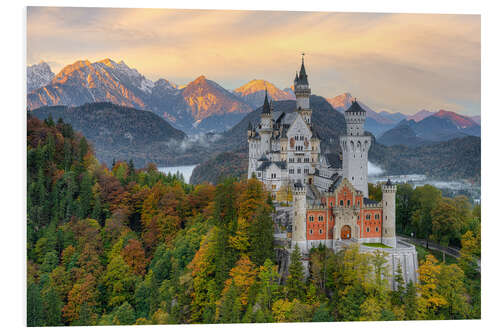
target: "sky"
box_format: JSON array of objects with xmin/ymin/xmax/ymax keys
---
[{"xmin": 27, "ymin": 7, "xmax": 480, "ymax": 116}]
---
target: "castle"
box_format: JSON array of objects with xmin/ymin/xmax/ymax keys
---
[{"xmin": 247, "ymin": 57, "xmax": 418, "ymax": 286}]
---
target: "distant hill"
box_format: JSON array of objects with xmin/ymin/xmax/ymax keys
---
[
  {"xmin": 407, "ymin": 109, "xmax": 435, "ymax": 122},
  {"xmin": 190, "ymin": 149, "xmax": 248, "ymax": 184},
  {"xmin": 377, "ymin": 121, "xmax": 429, "ymax": 147},
  {"xmin": 471, "ymin": 115, "xmax": 481, "ymax": 125},
  {"xmin": 378, "ymin": 110, "xmax": 480, "ymax": 146},
  {"xmin": 233, "ymin": 79, "xmax": 295, "ymax": 108},
  {"xmin": 378, "ymin": 111, "xmax": 407, "ymax": 123},
  {"xmin": 28, "ymin": 102, "xmax": 214, "ymax": 168},
  {"xmin": 370, "ymin": 136, "xmax": 480, "ymax": 181},
  {"xmin": 325, "ymin": 92, "xmax": 405, "ymax": 136}
]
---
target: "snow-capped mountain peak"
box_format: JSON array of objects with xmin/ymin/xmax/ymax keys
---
[{"xmin": 27, "ymin": 61, "xmax": 55, "ymax": 92}]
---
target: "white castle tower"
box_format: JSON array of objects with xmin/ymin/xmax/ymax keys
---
[
  {"xmin": 382, "ymin": 179, "xmax": 397, "ymax": 247},
  {"xmin": 339, "ymin": 100, "xmax": 372, "ymax": 198}
]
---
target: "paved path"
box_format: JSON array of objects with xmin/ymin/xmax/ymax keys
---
[{"xmin": 397, "ymin": 235, "xmax": 481, "ymax": 272}]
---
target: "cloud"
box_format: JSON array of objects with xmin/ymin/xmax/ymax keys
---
[
  {"xmin": 368, "ymin": 161, "xmax": 385, "ymax": 176},
  {"xmin": 27, "ymin": 7, "xmax": 480, "ymax": 116}
]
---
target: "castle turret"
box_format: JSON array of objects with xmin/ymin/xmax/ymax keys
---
[
  {"xmin": 340, "ymin": 99, "xmax": 371, "ymax": 197},
  {"xmin": 294, "ymin": 55, "xmax": 312, "ymax": 124},
  {"xmin": 259, "ymin": 89, "xmax": 273, "ymax": 155},
  {"xmin": 291, "ymin": 182, "xmax": 307, "ymax": 253},
  {"xmin": 382, "ymin": 178, "xmax": 397, "ymax": 247}
]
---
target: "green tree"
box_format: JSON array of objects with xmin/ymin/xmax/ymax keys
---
[
  {"xmin": 286, "ymin": 245, "xmax": 305, "ymax": 301},
  {"xmin": 112, "ymin": 302, "xmax": 136, "ymax": 325},
  {"xmin": 411, "ymin": 185, "xmax": 442, "ymax": 247},
  {"xmin": 27, "ymin": 282, "xmax": 44, "ymax": 327},
  {"xmin": 248, "ymin": 207, "xmax": 274, "ymax": 267}
]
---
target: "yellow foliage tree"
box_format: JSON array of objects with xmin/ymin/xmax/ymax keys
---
[{"xmin": 417, "ymin": 255, "xmax": 447, "ymax": 319}]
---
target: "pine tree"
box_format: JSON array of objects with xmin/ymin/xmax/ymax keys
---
[
  {"xmin": 391, "ymin": 263, "xmax": 405, "ymax": 306},
  {"xmin": 249, "ymin": 206, "xmax": 274, "ymax": 266},
  {"xmin": 27, "ymin": 282, "xmax": 44, "ymax": 327},
  {"xmin": 403, "ymin": 280, "xmax": 417, "ymax": 320},
  {"xmin": 286, "ymin": 245, "xmax": 305, "ymax": 301},
  {"xmin": 78, "ymin": 172, "xmax": 93, "ymax": 219},
  {"xmin": 42, "ymin": 286, "xmax": 63, "ymax": 326},
  {"xmin": 218, "ymin": 281, "xmax": 241, "ymax": 323}
]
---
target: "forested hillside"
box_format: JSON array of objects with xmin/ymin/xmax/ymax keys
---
[
  {"xmin": 370, "ymin": 136, "xmax": 481, "ymax": 182},
  {"xmin": 27, "ymin": 117, "xmax": 480, "ymax": 326},
  {"xmin": 29, "ymin": 103, "xmax": 209, "ymax": 168}
]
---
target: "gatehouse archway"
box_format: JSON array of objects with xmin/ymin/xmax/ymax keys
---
[{"xmin": 341, "ymin": 225, "xmax": 352, "ymax": 240}]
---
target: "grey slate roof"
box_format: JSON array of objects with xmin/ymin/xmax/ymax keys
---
[
  {"xmin": 363, "ymin": 198, "xmax": 379, "ymax": 205},
  {"xmin": 256, "ymin": 160, "xmax": 287, "ymax": 172},
  {"xmin": 345, "ymin": 100, "xmax": 366, "ymax": 114},
  {"xmin": 325, "ymin": 153, "xmax": 342, "ymax": 169}
]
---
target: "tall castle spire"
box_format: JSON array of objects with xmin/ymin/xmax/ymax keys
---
[
  {"xmin": 298, "ymin": 53, "xmax": 308, "ymax": 85},
  {"xmin": 294, "ymin": 54, "xmax": 312, "ymax": 122},
  {"xmin": 262, "ymin": 88, "xmax": 271, "ymax": 114}
]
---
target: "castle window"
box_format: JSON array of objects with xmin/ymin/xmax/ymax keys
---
[
  {"xmin": 309, "ymin": 229, "xmax": 313, "ymax": 235},
  {"xmin": 376, "ymin": 227, "xmax": 379, "ymax": 232},
  {"xmin": 318, "ymin": 215, "xmax": 324, "ymax": 222},
  {"xmin": 309, "ymin": 216, "xmax": 314, "ymax": 222},
  {"xmin": 366, "ymin": 214, "xmax": 371, "ymax": 220},
  {"xmin": 319, "ymin": 229, "xmax": 323, "ymax": 234},
  {"xmin": 340, "ymin": 200, "xmax": 344, "ymax": 206},
  {"xmin": 289, "ymin": 169, "xmax": 294, "ymax": 174},
  {"xmin": 375, "ymin": 214, "xmax": 379, "ymax": 219},
  {"xmin": 297, "ymin": 168, "xmax": 301, "ymax": 174},
  {"xmin": 289, "ymin": 158, "xmax": 294, "ymax": 163},
  {"xmin": 258, "ymin": 172, "xmax": 261, "ymax": 177},
  {"xmin": 297, "ymin": 158, "xmax": 302, "ymax": 163},
  {"xmin": 347, "ymin": 200, "xmax": 350, "ymax": 207},
  {"xmin": 366, "ymin": 227, "xmax": 370, "ymax": 233},
  {"xmin": 304, "ymin": 168, "xmax": 309, "ymax": 174}
]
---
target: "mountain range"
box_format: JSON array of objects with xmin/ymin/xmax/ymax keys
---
[
  {"xmin": 378, "ymin": 110, "xmax": 481, "ymax": 147},
  {"xmin": 27, "ymin": 59, "xmax": 480, "ymax": 138},
  {"xmin": 27, "ymin": 59, "xmax": 255, "ymax": 134}
]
